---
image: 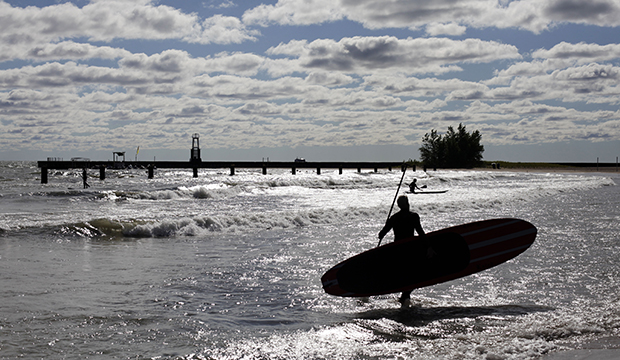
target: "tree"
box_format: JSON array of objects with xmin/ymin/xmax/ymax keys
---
[{"xmin": 419, "ymin": 123, "xmax": 484, "ymax": 168}]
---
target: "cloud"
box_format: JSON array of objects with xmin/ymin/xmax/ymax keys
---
[
  {"xmin": 190, "ymin": 74, "xmax": 318, "ymax": 100},
  {"xmin": 425, "ymin": 23, "xmax": 467, "ymax": 36},
  {"xmin": 0, "ymin": 0, "xmax": 257, "ymax": 57},
  {"xmin": 120, "ymin": 50, "xmax": 198, "ymax": 73},
  {"xmin": 467, "ymin": 62, "xmax": 620, "ymax": 105},
  {"xmin": 206, "ymin": 0, "xmax": 237, "ymax": 9},
  {"xmin": 243, "ymin": 0, "xmax": 620, "ymax": 34},
  {"xmin": 340, "ymin": 0, "xmax": 490, "ymax": 30},
  {"xmin": 542, "ymin": 0, "xmax": 620, "ymax": 26},
  {"xmin": 26, "ymin": 41, "xmax": 131, "ymax": 61},
  {"xmin": 0, "ymin": 40, "xmax": 132, "ymax": 62},
  {"xmin": 304, "ymin": 71, "xmax": 355, "ymax": 87},
  {"xmin": 533, "ymin": 42, "xmax": 620, "ymax": 64},
  {"xmin": 0, "ymin": 61, "xmax": 161, "ymax": 90},
  {"xmin": 483, "ymin": 42, "xmax": 620, "ymax": 104},
  {"xmin": 203, "ymin": 52, "xmax": 267, "ymax": 76},
  {"xmin": 243, "ymin": 0, "xmax": 344, "ymax": 26},
  {"xmin": 552, "ymin": 63, "xmax": 618, "ymax": 82},
  {"xmin": 364, "ymin": 74, "xmax": 487, "ymax": 98},
  {"xmin": 197, "ymin": 14, "xmax": 260, "ymax": 44},
  {"xmin": 267, "ymin": 36, "xmax": 521, "ymax": 75}
]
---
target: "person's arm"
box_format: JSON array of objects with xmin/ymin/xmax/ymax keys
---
[
  {"xmin": 378, "ymin": 218, "xmax": 392, "ymax": 240},
  {"xmin": 414, "ymin": 213, "xmax": 425, "ymax": 236}
]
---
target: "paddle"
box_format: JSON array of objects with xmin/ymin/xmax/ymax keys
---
[{"xmin": 377, "ymin": 164, "xmax": 408, "ymax": 247}]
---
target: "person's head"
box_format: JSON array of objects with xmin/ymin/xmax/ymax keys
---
[{"xmin": 397, "ymin": 195, "xmax": 409, "ymax": 211}]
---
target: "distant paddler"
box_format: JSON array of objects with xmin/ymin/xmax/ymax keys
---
[
  {"xmin": 409, "ymin": 178, "xmax": 423, "ymax": 193},
  {"xmin": 82, "ymin": 168, "xmax": 90, "ymax": 189}
]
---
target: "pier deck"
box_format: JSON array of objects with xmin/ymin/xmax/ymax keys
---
[{"xmin": 37, "ymin": 160, "xmax": 407, "ymax": 183}]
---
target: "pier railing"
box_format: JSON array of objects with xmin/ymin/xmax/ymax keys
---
[{"xmin": 37, "ymin": 160, "xmax": 407, "ymax": 184}]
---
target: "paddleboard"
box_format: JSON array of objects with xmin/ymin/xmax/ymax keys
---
[
  {"xmin": 321, "ymin": 218, "xmax": 536, "ymax": 297},
  {"xmin": 407, "ymin": 190, "xmax": 448, "ymax": 194}
]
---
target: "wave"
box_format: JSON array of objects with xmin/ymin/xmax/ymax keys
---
[
  {"xmin": 52, "ymin": 172, "xmax": 615, "ymax": 239},
  {"xmin": 20, "ymin": 169, "xmax": 614, "ymax": 203},
  {"xmin": 3, "ymin": 170, "xmax": 615, "ymax": 239},
  {"xmin": 51, "ymin": 206, "xmax": 380, "ymax": 239}
]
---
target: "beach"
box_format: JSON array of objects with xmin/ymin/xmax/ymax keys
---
[{"xmin": 1, "ymin": 161, "xmax": 619, "ymax": 359}]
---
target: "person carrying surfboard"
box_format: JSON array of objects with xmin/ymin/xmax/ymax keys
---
[{"xmin": 378, "ymin": 195, "xmax": 426, "ymax": 306}]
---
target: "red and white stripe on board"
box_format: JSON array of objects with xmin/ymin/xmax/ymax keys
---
[{"xmin": 463, "ymin": 219, "xmax": 536, "ymax": 265}]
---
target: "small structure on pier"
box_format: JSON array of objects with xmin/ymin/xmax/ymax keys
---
[
  {"xmin": 113, "ymin": 152, "xmax": 125, "ymax": 162},
  {"xmin": 190, "ymin": 133, "xmax": 201, "ymax": 162},
  {"xmin": 112, "ymin": 151, "xmax": 126, "ymax": 169}
]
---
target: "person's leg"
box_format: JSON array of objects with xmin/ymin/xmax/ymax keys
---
[{"xmin": 399, "ymin": 290, "xmax": 412, "ymax": 307}]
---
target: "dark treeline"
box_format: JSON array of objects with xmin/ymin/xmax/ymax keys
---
[{"xmin": 419, "ymin": 123, "xmax": 484, "ymax": 169}]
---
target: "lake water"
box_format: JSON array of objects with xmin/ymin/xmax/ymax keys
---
[{"xmin": 0, "ymin": 161, "xmax": 618, "ymax": 359}]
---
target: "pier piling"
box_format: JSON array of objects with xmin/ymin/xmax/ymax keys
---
[{"xmin": 41, "ymin": 167, "xmax": 48, "ymax": 184}]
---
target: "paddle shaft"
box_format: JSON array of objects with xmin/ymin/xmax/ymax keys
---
[{"xmin": 377, "ymin": 164, "xmax": 408, "ymax": 247}]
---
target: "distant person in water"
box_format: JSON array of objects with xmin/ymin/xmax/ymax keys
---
[
  {"xmin": 378, "ymin": 195, "xmax": 426, "ymax": 306},
  {"xmin": 82, "ymin": 168, "xmax": 90, "ymax": 189},
  {"xmin": 409, "ymin": 178, "xmax": 422, "ymax": 193}
]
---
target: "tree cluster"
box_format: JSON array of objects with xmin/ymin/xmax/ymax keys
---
[{"xmin": 419, "ymin": 123, "xmax": 484, "ymax": 169}]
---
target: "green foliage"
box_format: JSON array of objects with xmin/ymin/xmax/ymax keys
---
[{"xmin": 419, "ymin": 123, "xmax": 484, "ymax": 168}]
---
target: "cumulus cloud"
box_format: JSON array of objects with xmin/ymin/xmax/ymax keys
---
[
  {"xmin": 0, "ymin": 0, "xmax": 257, "ymax": 56},
  {"xmin": 340, "ymin": 0, "xmax": 491, "ymax": 30},
  {"xmin": 364, "ymin": 74, "xmax": 488, "ymax": 98},
  {"xmin": 190, "ymin": 74, "xmax": 316, "ymax": 100},
  {"xmin": 425, "ymin": 23, "xmax": 467, "ymax": 36},
  {"xmin": 242, "ymin": 0, "xmax": 344, "ymax": 26},
  {"xmin": 0, "ymin": 62, "xmax": 151, "ymax": 89},
  {"xmin": 197, "ymin": 14, "xmax": 259, "ymax": 44},
  {"xmin": 0, "ymin": 40, "xmax": 132, "ymax": 62},
  {"xmin": 542, "ymin": 0, "xmax": 620, "ymax": 26},
  {"xmin": 482, "ymin": 42, "xmax": 620, "ymax": 105},
  {"xmin": 533, "ymin": 42, "xmax": 620, "ymax": 64},
  {"xmin": 120, "ymin": 50, "xmax": 199, "ymax": 74},
  {"xmin": 466, "ymin": 62, "xmax": 620, "ymax": 105},
  {"xmin": 243, "ymin": 0, "xmax": 620, "ymax": 33},
  {"xmin": 304, "ymin": 71, "xmax": 355, "ymax": 87},
  {"xmin": 267, "ymin": 36, "xmax": 520, "ymax": 74}
]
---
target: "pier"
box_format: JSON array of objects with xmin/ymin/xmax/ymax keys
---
[{"xmin": 37, "ymin": 160, "xmax": 407, "ymax": 184}]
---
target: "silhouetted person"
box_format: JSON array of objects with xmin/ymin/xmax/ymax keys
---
[
  {"xmin": 378, "ymin": 195, "xmax": 426, "ymax": 306},
  {"xmin": 409, "ymin": 178, "xmax": 422, "ymax": 193},
  {"xmin": 82, "ymin": 168, "xmax": 90, "ymax": 189}
]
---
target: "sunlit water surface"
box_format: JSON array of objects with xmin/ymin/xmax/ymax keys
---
[{"xmin": 0, "ymin": 162, "xmax": 618, "ymax": 359}]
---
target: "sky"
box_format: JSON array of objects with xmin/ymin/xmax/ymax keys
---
[{"xmin": 0, "ymin": 0, "xmax": 619, "ymax": 163}]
